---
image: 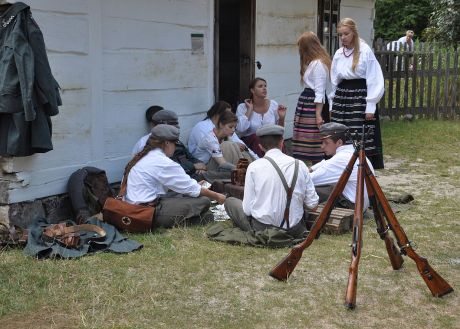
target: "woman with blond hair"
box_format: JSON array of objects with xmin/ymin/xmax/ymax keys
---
[
  {"xmin": 330, "ymin": 18, "xmax": 385, "ymax": 169},
  {"xmin": 292, "ymin": 31, "xmax": 332, "ymax": 163}
]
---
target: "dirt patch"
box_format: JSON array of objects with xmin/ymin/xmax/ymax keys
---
[{"xmin": 376, "ymin": 156, "xmax": 460, "ymax": 199}]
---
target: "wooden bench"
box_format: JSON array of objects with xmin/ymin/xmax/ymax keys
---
[{"xmin": 305, "ymin": 205, "xmax": 355, "ymax": 235}]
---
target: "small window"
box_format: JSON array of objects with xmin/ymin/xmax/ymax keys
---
[{"xmin": 317, "ymin": 0, "xmax": 340, "ymax": 55}]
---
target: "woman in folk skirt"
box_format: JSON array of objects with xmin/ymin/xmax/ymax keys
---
[
  {"xmin": 330, "ymin": 18, "xmax": 385, "ymax": 169},
  {"xmin": 292, "ymin": 32, "xmax": 331, "ymax": 163}
]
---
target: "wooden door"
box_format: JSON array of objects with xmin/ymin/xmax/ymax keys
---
[{"xmin": 214, "ymin": 0, "xmax": 255, "ymax": 110}]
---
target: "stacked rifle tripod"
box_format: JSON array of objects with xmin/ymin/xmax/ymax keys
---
[{"xmin": 269, "ymin": 126, "xmax": 453, "ymax": 309}]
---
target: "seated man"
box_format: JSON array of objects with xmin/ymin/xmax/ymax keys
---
[
  {"xmin": 132, "ymin": 109, "xmax": 207, "ymax": 181},
  {"xmin": 310, "ymin": 122, "xmax": 374, "ymax": 210},
  {"xmin": 224, "ymin": 124, "xmax": 319, "ymax": 238}
]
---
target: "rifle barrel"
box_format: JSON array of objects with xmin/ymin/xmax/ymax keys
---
[{"xmin": 344, "ymin": 142, "xmax": 366, "ymax": 309}]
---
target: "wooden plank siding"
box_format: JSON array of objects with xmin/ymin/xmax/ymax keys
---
[{"xmin": 374, "ymin": 40, "xmax": 460, "ymax": 120}]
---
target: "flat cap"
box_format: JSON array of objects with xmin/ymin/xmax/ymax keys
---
[
  {"xmin": 319, "ymin": 122, "xmax": 348, "ymax": 138},
  {"xmin": 150, "ymin": 124, "xmax": 180, "ymax": 141},
  {"xmin": 152, "ymin": 110, "xmax": 179, "ymax": 125},
  {"xmin": 256, "ymin": 124, "xmax": 285, "ymax": 137}
]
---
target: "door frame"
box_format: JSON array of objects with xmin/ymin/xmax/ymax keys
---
[{"xmin": 214, "ymin": 0, "xmax": 256, "ymax": 104}]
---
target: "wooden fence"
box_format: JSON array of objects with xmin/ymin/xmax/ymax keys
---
[{"xmin": 373, "ymin": 40, "xmax": 460, "ymax": 120}]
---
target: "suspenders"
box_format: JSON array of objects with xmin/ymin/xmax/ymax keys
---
[{"xmin": 264, "ymin": 157, "xmax": 299, "ymax": 229}]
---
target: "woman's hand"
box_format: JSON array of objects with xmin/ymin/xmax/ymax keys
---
[
  {"xmin": 316, "ymin": 113, "xmax": 324, "ymax": 128},
  {"xmin": 277, "ymin": 104, "xmax": 287, "ymax": 120},
  {"xmin": 365, "ymin": 113, "xmax": 375, "ymax": 121},
  {"xmin": 237, "ymin": 142, "xmax": 247, "ymax": 151},
  {"xmin": 244, "ymin": 99, "xmax": 253, "ymax": 111},
  {"xmin": 215, "ymin": 192, "xmax": 227, "ymax": 205}
]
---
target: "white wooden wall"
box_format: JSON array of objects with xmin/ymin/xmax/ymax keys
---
[
  {"xmin": 2, "ymin": 0, "xmax": 214, "ymax": 203},
  {"xmin": 341, "ymin": 0, "xmax": 376, "ymax": 45},
  {"xmin": 1, "ymin": 0, "xmax": 376, "ymax": 204},
  {"xmin": 255, "ymin": 0, "xmax": 317, "ymax": 138}
]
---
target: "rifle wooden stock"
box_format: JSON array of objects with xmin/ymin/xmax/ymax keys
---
[
  {"xmin": 269, "ymin": 151, "xmax": 359, "ymax": 281},
  {"xmin": 364, "ymin": 171, "xmax": 404, "ymax": 270},
  {"xmin": 364, "ymin": 165, "xmax": 454, "ymax": 297},
  {"xmin": 344, "ymin": 147, "xmax": 366, "ymax": 309}
]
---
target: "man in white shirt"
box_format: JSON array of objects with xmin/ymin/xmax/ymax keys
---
[
  {"xmin": 397, "ymin": 30, "xmax": 414, "ymax": 50},
  {"xmin": 224, "ymin": 125, "xmax": 319, "ymax": 238},
  {"xmin": 310, "ymin": 122, "xmax": 374, "ymax": 210}
]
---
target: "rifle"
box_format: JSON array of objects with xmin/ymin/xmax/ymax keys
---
[
  {"xmin": 269, "ymin": 125, "xmax": 453, "ymax": 308},
  {"xmin": 364, "ymin": 170, "xmax": 404, "ymax": 270},
  {"xmin": 344, "ymin": 132, "xmax": 366, "ymax": 309},
  {"xmin": 269, "ymin": 149, "xmax": 358, "ymax": 281},
  {"xmin": 364, "ymin": 164, "xmax": 454, "ymax": 297}
]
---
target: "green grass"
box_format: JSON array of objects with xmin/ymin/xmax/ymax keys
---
[{"xmin": 1, "ymin": 120, "xmax": 459, "ymax": 329}]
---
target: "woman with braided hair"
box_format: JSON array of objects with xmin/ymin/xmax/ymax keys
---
[{"xmin": 124, "ymin": 124, "xmax": 226, "ymax": 228}]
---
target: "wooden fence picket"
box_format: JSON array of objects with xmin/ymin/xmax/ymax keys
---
[{"xmin": 373, "ymin": 40, "xmax": 459, "ymax": 119}]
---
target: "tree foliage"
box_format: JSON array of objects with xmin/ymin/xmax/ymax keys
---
[
  {"xmin": 374, "ymin": 0, "xmax": 433, "ymax": 41},
  {"xmin": 424, "ymin": 0, "xmax": 460, "ymax": 45}
]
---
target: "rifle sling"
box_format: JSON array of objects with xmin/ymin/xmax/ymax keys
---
[{"xmin": 264, "ymin": 157, "xmax": 299, "ymax": 229}]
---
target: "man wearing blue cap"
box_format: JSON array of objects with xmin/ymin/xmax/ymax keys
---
[
  {"xmin": 310, "ymin": 122, "xmax": 375, "ymax": 210},
  {"xmin": 224, "ymin": 124, "xmax": 319, "ymax": 238}
]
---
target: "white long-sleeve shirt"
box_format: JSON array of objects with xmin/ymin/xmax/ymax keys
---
[
  {"xmin": 310, "ymin": 144, "xmax": 374, "ymax": 209},
  {"xmin": 330, "ymin": 40, "xmax": 384, "ymax": 114},
  {"xmin": 242, "ymin": 148, "xmax": 319, "ymax": 228},
  {"xmin": 236, "ymin": 100, "xmax": 279, "ymax": 137},
  {"xmin": 125, "ymin": 148, "xmax": 201, "ymax": 204},
  {"xmin": 302, "ymin": 59, "xmax": 331, "ymax": 103}
]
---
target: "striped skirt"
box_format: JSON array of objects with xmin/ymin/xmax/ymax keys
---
[
  {"xmin": 331, "ymin": 79, "xmax": 384, "ymax": 169},
  {"xmin": 292, "ymin": 88, "xmax": 324, "ymax": 163}
]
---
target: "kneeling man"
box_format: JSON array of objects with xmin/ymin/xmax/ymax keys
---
[
  {"xmin": 310, "ymin": 122, "xmax": 374, "ymax": 210},
  {"xmin": 224, "ymin": 124, "xmax": 319, "ymax": 238}
]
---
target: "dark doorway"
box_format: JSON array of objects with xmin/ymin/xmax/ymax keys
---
[{"xmin": 214, "ymin": 0, "xmax": 255, "ymax": 110}]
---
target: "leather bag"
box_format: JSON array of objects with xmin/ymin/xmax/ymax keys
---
[
  {"xmin": 102, "ymin": 169, "xmax": 155, "ymax": 233},
  {"xmin": 102, "ymin": 197, "xmax": 155, "ymax": 233}
]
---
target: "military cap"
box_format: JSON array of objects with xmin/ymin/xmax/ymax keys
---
[
  {"xmin": 256, "ymin": 124, "xmax": 285, "ymax": 137},
  {"xmin": 152, "ymin": 110, "xmax": 179, "ymax": 125},
  {"xmin": 150, "ymin": 124, "xmax": 180, "ymax": 141},
  {"xmin": 319, "ymin": 122, "xmax": 349, "ymax": 139}
]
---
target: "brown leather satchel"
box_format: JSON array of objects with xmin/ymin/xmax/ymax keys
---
[
  {"xmin": 102, "ymin": 197, "xmax": 155, "ymax": 232},
  {"xmin": 102, "ymin": 170, "xmax": 155, "ymax": 233}
]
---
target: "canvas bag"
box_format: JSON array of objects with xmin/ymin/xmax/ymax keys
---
[{"xmin": 102, "ymin": 170, "xmax": 155, "ymax": 233}]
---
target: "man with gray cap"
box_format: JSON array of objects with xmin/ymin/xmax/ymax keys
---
[
  {"xmin": 310, "ymin": 122, "xmax": 374, "ymax": 210},
  {"xmin": 125, "ymin": 124, "xmax": 226, "ymax": 228},
  {"xmin": 224, "ymin": 124, "xmax": 319, "ymax": 238},
  {"xmin": 132, "ymin": 109, "xmax": 207, "ymax": 181}
]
